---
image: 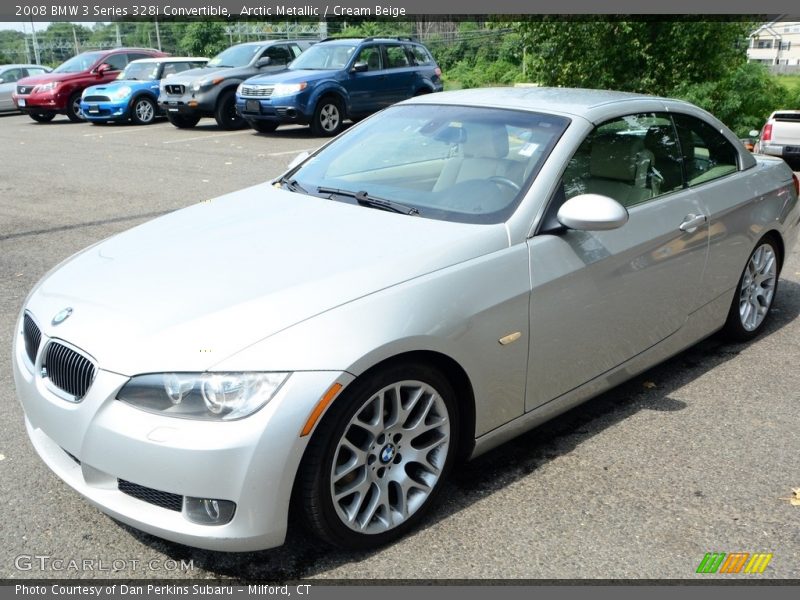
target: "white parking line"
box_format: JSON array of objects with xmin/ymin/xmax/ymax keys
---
[
  {"xmin": 82, "ymin": 125, "xmax": 169, "ymax": 137},
  {"xmin": 267, "ymin": 148, "xmax": 314, "ymax": 157},
  {"xmin": 162, "ymin": 130, "xmax": 252, "ymax": 144}
]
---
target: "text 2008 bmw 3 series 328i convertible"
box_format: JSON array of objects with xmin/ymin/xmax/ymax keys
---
[{"xmin": 13, "ymin": 88, "xmax": 800, "ymax": 551}]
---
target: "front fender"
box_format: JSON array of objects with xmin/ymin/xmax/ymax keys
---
[
  {"xmin": 212, "ymin": 243, "xmax": 532, "ymax": 437},
  {"xmin": 308, "ymin": 81, "xmax": 350, "ymax": 116}
]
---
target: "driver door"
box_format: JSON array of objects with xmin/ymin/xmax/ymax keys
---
[{"xmin": 525, "ymin": 112, "xmax": 709, "ymax": 410}]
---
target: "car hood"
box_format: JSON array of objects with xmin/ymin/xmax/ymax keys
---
[
  {"xmin": 84, "ymin": 80, "xmax": 153, "ymax": 95},
  {"xmin": 17, "ymin": 71, "xmax": 85, "ymax": 86},
  {"xmin": 26, "ymin": 183, "xmax": 508, "ymax": 376},
  {"xmin": 166, "ymin": 65, "xmax": 252, "ymax": 84},
  {"xmin": 247, "ymin": 69, "xmax": 336, "ymax": 85}
]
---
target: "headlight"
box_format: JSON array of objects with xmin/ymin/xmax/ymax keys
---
[
  {"xmin": 109, "ymin": 85, "xmax": 131, "ymax": 100},
  {"xmin": 236, "ymin": 82, "xmax": 243, "ymax": 95},
  {"xmin": 117, "ymin": 372, "xmax": 290, "ymax": 421},
  {"xmin": 191, "ymin": 80, "xmax": 202, "ymax": 92},
  {"xmin": 272, "ymin": 83, "xmax": 307, "ymax": 96},
  {"xmin": 192, "ymin": 77, "xmax": 224, "ymax": 92},
  {"xmin": 35, "ymin": 81, "xmax": 60, "ymax": 93}
]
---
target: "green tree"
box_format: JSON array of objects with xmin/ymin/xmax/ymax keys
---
[
  {"xmin": 517, "ymin": 19, "xmax": 753, "ymax": 96},
  {"xmin": 674, "ymin": 62, "xmax": 791, "ymax": 136},
  {"xmin": 179, "ymin": 21, "xmax": 227, "ymax": 57}
]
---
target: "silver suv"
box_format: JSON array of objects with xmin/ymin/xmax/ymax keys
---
[{"xmin": 158, "ymin": 40, "xmax": 313, "ymax": 130}]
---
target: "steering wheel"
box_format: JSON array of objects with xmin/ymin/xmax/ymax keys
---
[{"xmin": 489, "ymin": 176, "xmax": 521, "ymax": 192}]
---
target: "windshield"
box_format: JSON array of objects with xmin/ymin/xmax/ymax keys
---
[
  {"xmin": 207, "ymin": 45, "xmax": 260, "ymax": 68},
  {"xmin": 289, "ymin": 44, "xmax": 357, "ymax": 70},
  {"xmin": 118, "ymin": 61, "xmax": 159, "ymax": 81},
  {"xmin": 290, "ymin": 104, "xmax": 569, "ymax": 224},
  {"xmin": 53, "ymin": 51, "xmax": 105, "ymax": 73}
]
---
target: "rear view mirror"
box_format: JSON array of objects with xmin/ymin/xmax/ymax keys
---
[
  {"xmin": 351, "ymin": 62, "xmax": 368, "ymax": 73},
  {"xmin": 256, "ymin": 57, "xmax": 272, "ymax": 68},
  {"xmin": 557, "ymin": 194, "xmax": 629, "ymax": 231},
  {"xmin": 96, "ymin": 64, "xmax": 111, "ymax": 75}
]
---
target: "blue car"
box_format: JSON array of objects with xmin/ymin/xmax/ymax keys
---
[
  {"xmin": 81, "ymin": 57, "xmax": 208, "ymax": 125},
  {"xmin": 236, "ymin": 37, "xmax": 443, "ymax": 136}
]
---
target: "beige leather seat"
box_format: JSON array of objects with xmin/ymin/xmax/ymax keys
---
[
  {"xmin": 433, "ymin": 124, "xmax": 524, "ymax": 192},
  {"xmin": 585, "ymin": 133, "xmax": 654, "ymax": 207}
]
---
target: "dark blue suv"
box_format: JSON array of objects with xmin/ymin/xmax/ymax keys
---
[{"xmin": 235, "ymin": 37, "xmax": 442, "ymax": 136}]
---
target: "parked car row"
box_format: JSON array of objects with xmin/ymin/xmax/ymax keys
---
[{"xmin": 7, "ymin": 36, "xmax": 444, "ymax": 136}]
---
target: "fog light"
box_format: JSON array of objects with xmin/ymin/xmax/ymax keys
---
[{"xmin": 184, "ymin": 497, "xmax": 236, "ymax": 525}]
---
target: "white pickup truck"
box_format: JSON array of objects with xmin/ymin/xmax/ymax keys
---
[{"xmin": 757, "ymin": 110, "xmax": 800, "ymax": 167}]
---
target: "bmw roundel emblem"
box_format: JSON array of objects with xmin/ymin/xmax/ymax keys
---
[{"xmin": 52, "ymin": 307, "xmax": 73, "ymax": 326}]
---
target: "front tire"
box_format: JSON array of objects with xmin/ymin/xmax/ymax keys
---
[
  {"xmin": 721, "ymin": 236, "xmax": 781, "ymax": 341},
  {"xmin": 299, "ymin": 362, "xmax": 458, "ymax": 550},
  {"xmin": 310, "ymin": 96, "xmax": 344, "ymax": 137},
  {"xmin": 166, "ymin": 113, "xmax": 201, "ymax": 129},
  {"xmin": 214, "ymin": 90, "xmax": 246, "ymax": 130},
  {"xmin": 29, "ymin": 113, "xmax": 55, "ymax": 123},
  {"xmin": 66, "ymin": 92, "xmax": 84, "ymax": 122},
  {"xmin": 130, "ymin": 96, "xmax": 156, "ymax": 125}
]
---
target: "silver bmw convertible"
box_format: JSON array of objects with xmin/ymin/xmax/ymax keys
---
[{"xmin": 13, "ymin": 88, "xmax": 800, "ymax": 552}]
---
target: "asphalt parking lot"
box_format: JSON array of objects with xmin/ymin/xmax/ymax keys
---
[{"xmin": 1, "ymin": 112, "xmax": 799, "ymax": 581}]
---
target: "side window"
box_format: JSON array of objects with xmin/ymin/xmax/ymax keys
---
[
  {"xmin": 563, "ymin": 113, "xmax": 683, "ymax": 208},
  {"xmin": 355, "ymin": 46, "xmax": 382, "ymax": 71},
  {"xmin": 103, "ymin": 53, "xmax": 128, "ymax": 71},
  {"xmin": 384, "ymin": 44, "xmax": 410, "ymax": 68},
  {"xmin": 1, "ymin": 68, "xmax": 23, "ymax": 82},
  {"xmin": 672, "ymin": 114, "xmax": 738, "ymax": 186},
  {"xmin": 409, "ymin": 45, "xmax": 433, "ymax": 66},
  {"xmin": 264, "ymin": 45, "xmax": 292, "ymax": 66},
  {"xmin": 24, "ymin": 68, "xmax": 47, "ymax": 77},
  {"xmin": 128, "ymin": 52, "xmax": 152, "ymax": 62},
  {"xmin": 289, "ymin": 44, "xmax": 303, "ymax": 59}
]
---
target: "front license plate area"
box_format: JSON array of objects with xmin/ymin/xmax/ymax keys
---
[
  {"xmin": 246, "ymin": 99, "xmax": 260, "ymax": 113},
  {"xmin": 17, "ymin": 98, "xmax": 25, "ymax": 107}
]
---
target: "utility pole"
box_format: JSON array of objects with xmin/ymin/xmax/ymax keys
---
[
  {"xmin": 30, "ymin": 17, "xmax": 41, "ymax": 64},
  {"xmin": 154, "ymin": 17, "xmax": 162, "ymax": 51},
  {"xmin": 115, "ymin": 23, "xmax": 121, "ymax": 47},
  {"xmin": 72, "ymin": 25, "xmax": 80, "ymax": 54}
]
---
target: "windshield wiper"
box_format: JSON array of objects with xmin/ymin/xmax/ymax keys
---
[
  {"xmin": 317, "ymin": 186, "xmax": 419, "ymax": 215},
  {"xmin": 277, "ymin": 176, "xmax": 308, "ymax": 194}
]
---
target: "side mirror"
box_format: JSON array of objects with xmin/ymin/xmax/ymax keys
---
[
  {"xmin": 96, "ymin": 64, "xmax": 111, "ymax": 75},
  {"xmin": 749, "ymin": 129, "xmax": 760, "ymax": 138},
  {"xmin": 287, "ymin": 150, "xmax": 310, "ymax": 170},
  {"xmin": 351, "ymin": 62, "xmax": 368, "ymax": 73},
  {"xmin": 255, "ymin": 57, "xmax": 272, "ymax": 68},
  {"xmin": 557, "ymin": 194, "xmax": 629, "ymax": 231}
]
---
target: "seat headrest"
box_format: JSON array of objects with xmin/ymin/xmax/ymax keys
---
[
  {"xmin": 644, "ymin": 125, "xmax": 678, "ymax": 158},
  {"xmin": 589, "ymin": 133, "xmax": 648, "ymax": 182},
  {"xmin": 462, "ymin": 124, "xmax": 509, "ymax": 159}
]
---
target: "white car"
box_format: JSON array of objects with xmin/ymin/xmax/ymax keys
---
[{"xmin": 13, "ymin": 88, "xmax": 800, "ymax": 552}]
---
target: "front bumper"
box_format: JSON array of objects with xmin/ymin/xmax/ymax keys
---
[
  {"xmin": 80, "ymin": 100, "xmax": 129, "ymax": 121},
  {"xmin": 13, "ymin": 92, "xmax": 66, "ymax": 114},
  {"xmin": 158, "ymin": 90, "xmax": 216, "ymax": 117},
  {"xmin": 13, "ymin": 314, "xmax": 350, "ymax": 551},
  {"xmin": 236, "ymin": 96, "xmax": 311, "ymax": 125}
]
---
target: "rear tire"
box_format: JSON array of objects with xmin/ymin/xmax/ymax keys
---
[
  {"xmin": 249, "ymin": 120, "xmax": 279, "ymax": 134},
  {"xmin": 721, "ymin": 236, "xmax": 781, "ymax": 341},
  {"xmin": 166, "ymin": 113, "xmax": 201, "ymax": 129},
  {"xmin": 66, "ymin": 92, "xmax": 84, "ymax": 122},
  {"xmin": 29, "ymin": 113, "xmax": 55, "ymax": 123},
  {"xmin": 214, "ymin": 90, "xmax": 246, "ymax": 130}
]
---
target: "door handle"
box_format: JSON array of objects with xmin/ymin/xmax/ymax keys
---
[{"xmin": 679, "ymin": 213, "xmax": 707, "ymax": 233}]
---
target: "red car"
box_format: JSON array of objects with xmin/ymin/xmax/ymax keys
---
[{"xmin": 13, "ymin": 48, "xmax": 167, "ymax": 123}]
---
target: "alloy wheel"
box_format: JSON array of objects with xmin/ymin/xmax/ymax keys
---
[
  {"xmin": 738, "ymin": 243, "xmax": 777, "ymax": 331},
  {"xmin": 329, "ymin": 380, "xmax": 450, "ymax": 534}
]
